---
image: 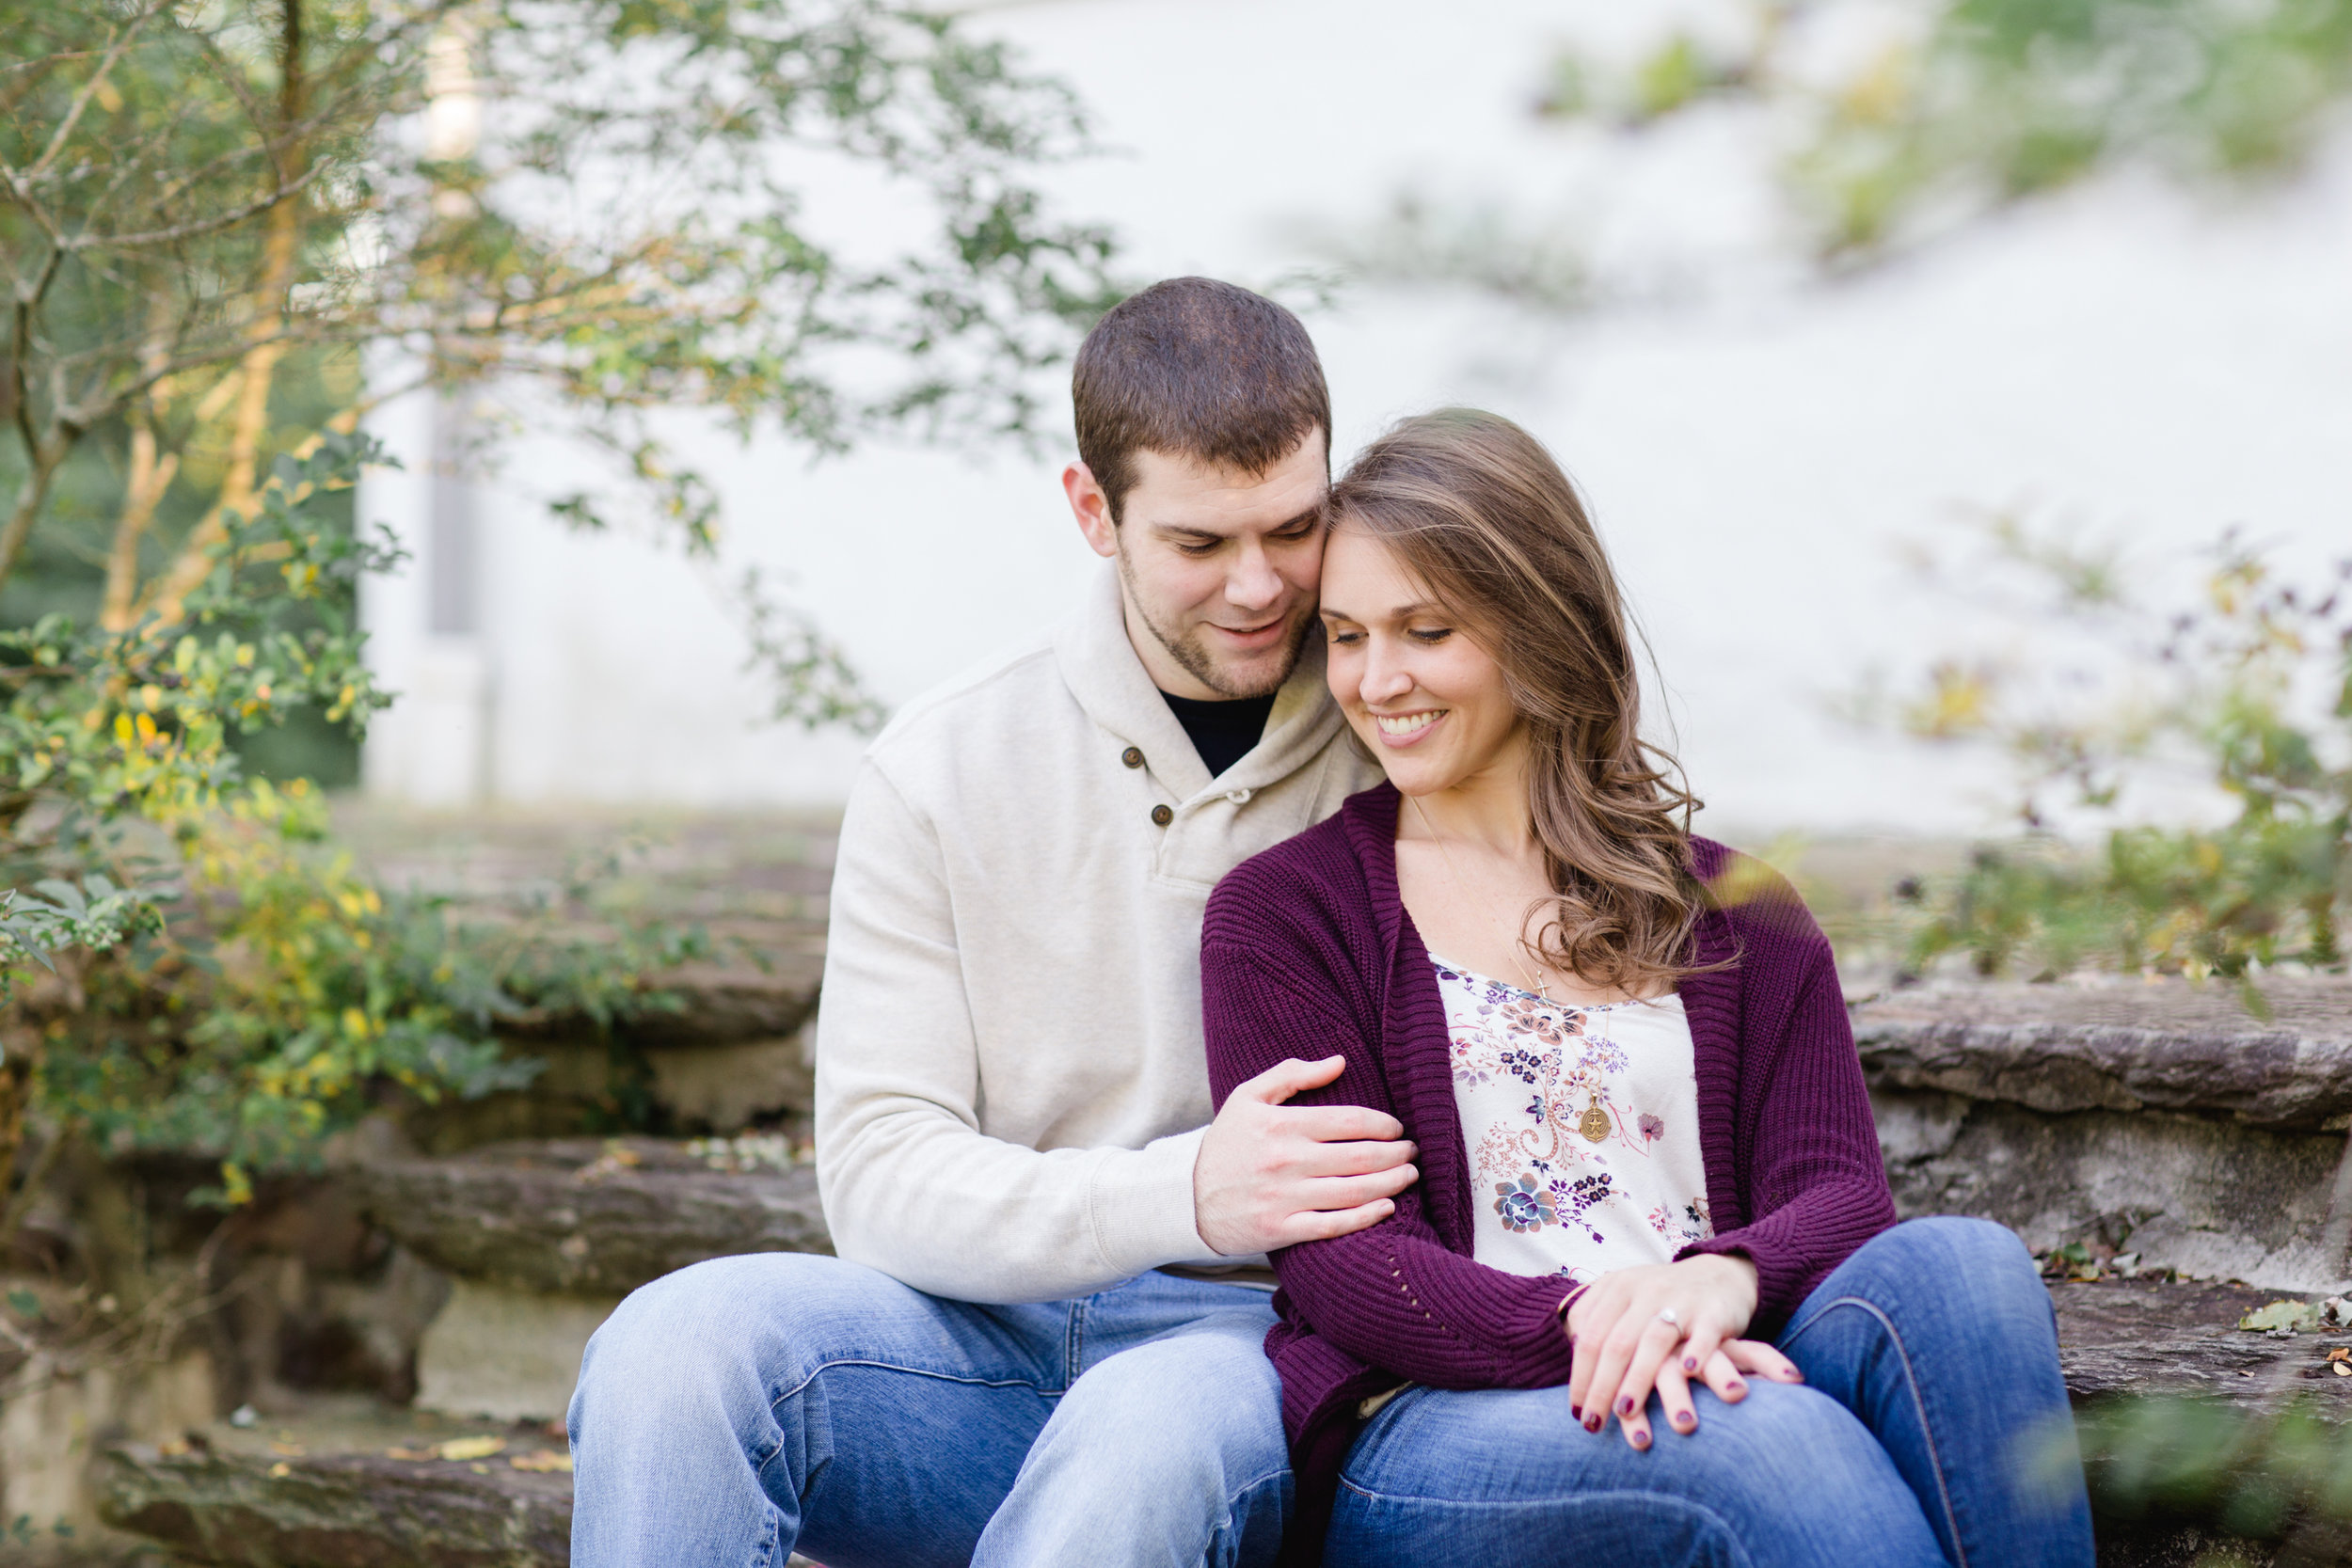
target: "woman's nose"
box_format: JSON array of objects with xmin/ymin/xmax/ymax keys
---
[{"xmin": 1359, "ymin": 643, "xmax": 1415, "ymax": 705}]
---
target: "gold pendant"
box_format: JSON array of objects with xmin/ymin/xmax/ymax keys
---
[{"xmin": 1578, "ymin": 1092, "xmax": 1613, "ymax": 1144}]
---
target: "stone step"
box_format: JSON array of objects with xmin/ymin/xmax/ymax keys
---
[
  {"xmin": 342, "ymin": 1136, "xmax": 834, "ymax": 1423},
  {"xmin": 1852, "ymin": 978, "xmax": 2352, "ymax": 1293},
  {"xmin": 345, "ymin": 1136, "xmax": 830, "ymax": 1300},
  {"xmin": 91, "ymin": 1398, "xmax": 834, "ymax": 1568},
  {"xmin": 2054, "ymin": 1277, "xmax": 2352, "ymax": 1407},
  {"xmin": 1852, "ymin": 975, "xmax": 2352, "ymax": 1130},
  {"xmin": 90, "ymin": 1282, "xmax": 2343, "ymax": 1566}
]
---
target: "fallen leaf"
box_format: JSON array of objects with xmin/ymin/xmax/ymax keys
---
[
  {"xmin": 157, "ymin": 1439, "xmax": 190, "ymax": 1458},
  {"xmin": 435, "ymin": 1435, "xmax": 506, "ymax": 1462},
  {"xmin": 268, "ymin": 1462, "xmax": 291, "ymax": 1479},
  {"xmin": 2326, "ymin": 1347, "xmax": 2349, "ymax": 1364},
  {"xmin": 2239, "ymin": 1300, "xmax": 2320, "ymax": 1333},
  {"xmin": 510, "ymin": 1449, "xmax": 573, "ymax": 1473},
  {"xmin": 2333, "ymin": 1363, "xmax": 2350, "ymax": 1378}
]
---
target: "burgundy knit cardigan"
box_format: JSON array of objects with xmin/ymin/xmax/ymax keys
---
[{"xmin": 1200, "ymin": 784, "xmax": 1897, "ymax": 1562}]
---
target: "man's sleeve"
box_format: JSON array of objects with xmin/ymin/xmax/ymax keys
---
[{"xmin": 813, "ymin": 758, "xmax": 1217, "ymax": 1304}]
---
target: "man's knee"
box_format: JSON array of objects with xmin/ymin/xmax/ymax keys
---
[
  {"xmin": 1050, "ymin": 1319, "xmax": 1287, "ymax": 1474},
  {"xmin": 574, "ymin": 1252, "xmax": 897, "ymax": 1432}
]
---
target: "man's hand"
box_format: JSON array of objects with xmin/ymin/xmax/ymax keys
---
[{"xmin": 1194, "ymin": 1055, "xmax": 1419, "ymax": 1256}]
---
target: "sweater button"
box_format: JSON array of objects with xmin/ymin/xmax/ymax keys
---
[
  {"xmin": 1149, "ymin": 803, "xmax": 1173, "ymax": 827},
  {"xmin": 1120, "ymin": 746, "xmax": 1145, "ymax": 768}
]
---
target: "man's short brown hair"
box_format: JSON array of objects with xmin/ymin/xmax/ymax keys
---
[{"xmin": 1073, "ymin": 277, "xmax": 1331, "ymax": 523}]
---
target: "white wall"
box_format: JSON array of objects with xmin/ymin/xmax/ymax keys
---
[{"xmin": 359, "ymin": 0, "xmax": 2352, "ymax": 832}]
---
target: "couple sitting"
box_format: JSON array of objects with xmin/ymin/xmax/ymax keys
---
[{"xmin": 568, "ymin": 277, "xmax": 2094, "ymax": 1567}]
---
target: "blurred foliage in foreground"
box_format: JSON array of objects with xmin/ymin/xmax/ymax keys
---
[
  {"xmin": 1878, "ymin": 526, "xmax": 2350, "ymax": 990},
  {"xmin": 2064, "ymin": 1391, "xmax": 2352, "ymax": 1554},
  {"xmin": 1546, "ymin": 0, "xmax": 2352, "ymax": 259}
]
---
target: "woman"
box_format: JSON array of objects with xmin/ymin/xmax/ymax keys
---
[{"xmin": 1200, "ymin": 409, "xmax": 2092, "ymax": 1568}]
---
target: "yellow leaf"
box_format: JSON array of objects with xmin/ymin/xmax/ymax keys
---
[{"xmin": 435, "ymin": 1436, "xmax": 506, "ymax": 1461}]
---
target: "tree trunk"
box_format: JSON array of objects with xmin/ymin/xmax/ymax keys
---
[
  {"xmin": 0, "ymin": 441, "xmax": 62, "ymax": 586},
  {"xmin": 102, "ymin": 301, "xmax": 183, "ymax": 631},
  {"xmin": 136, "ymin": 0, "xmax": 306, "ymax": 628}
]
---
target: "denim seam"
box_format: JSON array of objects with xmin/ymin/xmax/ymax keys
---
[
  {"xmin": 1205, "ymin": 1468, "xmax": 1292, "ymax": 1566},
  {"xmin": 1780, "ymin": 1294, "xmax": 1966, "ymax": 1567},
  {"xmin": 765, "ymin": 1357, "xmax": 1054, "ymax": 1418},
  {"xmin": 1331, "ymin": 1481, "xmax": 1755, "ymax": 1567},
  {"xmin": 747, "ymin": 1501, "xmax": 781, "ymax": 1568}
]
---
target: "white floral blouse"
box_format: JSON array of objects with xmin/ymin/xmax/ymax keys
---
[{"xmin": 1435, "ymin": 957, "xmax": 1712, "ymax": 1285}]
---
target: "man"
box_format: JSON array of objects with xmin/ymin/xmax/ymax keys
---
[{"xmin": 569, "ymin": 277, "xmax": 1413, "ymax": 1566}]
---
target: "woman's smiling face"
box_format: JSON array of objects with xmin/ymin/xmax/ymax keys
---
[{"xmin": 1319, "ymin": 521, "xmax": 1524, "ymax": 800}]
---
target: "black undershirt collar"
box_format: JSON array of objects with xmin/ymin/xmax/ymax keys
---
[{"xmin": 1160, "ymin": 689, "xmax": 1276, "ymax": 780}]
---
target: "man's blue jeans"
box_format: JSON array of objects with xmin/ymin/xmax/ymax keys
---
[
  {"xmin": 568, "ymin": 1217, "xmax": 2091, "ymax": 1567},
  {"xmin": 569, "ymin": 1260, "xmax": 1293, "ymax": 1567}
]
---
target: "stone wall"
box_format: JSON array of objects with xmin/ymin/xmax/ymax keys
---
[{"xmin": 1855, "ymin": 976, "xmax": 2352, "ymax": 1291}]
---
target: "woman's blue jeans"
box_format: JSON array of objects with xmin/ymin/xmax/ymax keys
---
[
  {"xmin": 1328, "ymin": 1216, "xmax": 2095, "ymax": 1568},
  {"xmin": 567, "ymin": 1216, "xmax": 2092, "ymax": 1567}
]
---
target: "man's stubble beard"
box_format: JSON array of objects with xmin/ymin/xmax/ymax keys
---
[{"xmin": 1118, "ymin": 549, "xmax": 1315, "ymax": 700}]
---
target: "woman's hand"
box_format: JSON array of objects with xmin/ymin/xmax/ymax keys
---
[{"xmin": 1564, "ymin": 1254, "xmax": 1803, "ymax": 1449}]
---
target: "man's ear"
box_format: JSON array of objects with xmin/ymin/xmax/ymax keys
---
[{"xmin": 1064, "ymin": 461, "xmax": 1119, "ymax": 561}]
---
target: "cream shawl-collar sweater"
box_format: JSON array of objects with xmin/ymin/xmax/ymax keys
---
[{"xmin": 815, "ymin": 564, "xmax": 1384, "ymax": 1303}]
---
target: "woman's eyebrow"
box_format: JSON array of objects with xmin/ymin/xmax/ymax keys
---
[{"xmin": 1320, "ymin": 598, "xmax": 1441, "ymax": 622}]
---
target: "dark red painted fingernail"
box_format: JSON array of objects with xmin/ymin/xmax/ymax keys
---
[
  {"xmin": 1728, "ymin": 1380, "xmax": 1746, "ymax": 1394},
  {"xmin": 1569, "ymin": 1404, "xmax": 1581, "ymax": 1419},
  {"xmin": 1673, "ymin": 1410, "xmax": 1694, "ymax": 1429},
  {"xmin": 1617, "ymin": 1396, "xmax": 1635, "ymax": 1415},
  {"xmin": 1584, "ymin": 1413, "xmax": 1602, "ymax": 1433},
  {"xmin": 1630, "ymin": 1429, "xmax": 1651, "ymax": 1449},
  {"xmin": 1683, "ymin": 1355, "xmax": 1698, "ymax": 1371}
]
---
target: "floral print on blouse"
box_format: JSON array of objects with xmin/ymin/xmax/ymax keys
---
[{"xmin": 1434, "ymin": 958, "xmax": 1712, "ymax": 1285}]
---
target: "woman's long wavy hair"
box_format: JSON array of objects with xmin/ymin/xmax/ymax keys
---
[{"xmin": 1327, "ymin": 408, "xmax": 1708, "ymax": 994}]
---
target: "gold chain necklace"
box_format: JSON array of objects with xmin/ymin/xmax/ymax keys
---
[{"xmin": 1407, "ymin": 798, "xmax": 1613, "ymax": 1144}]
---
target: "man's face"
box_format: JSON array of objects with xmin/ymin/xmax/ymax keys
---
[{"xmin": 1065, "ymin": 430, "xmax": 1328, "ymax": 701}]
